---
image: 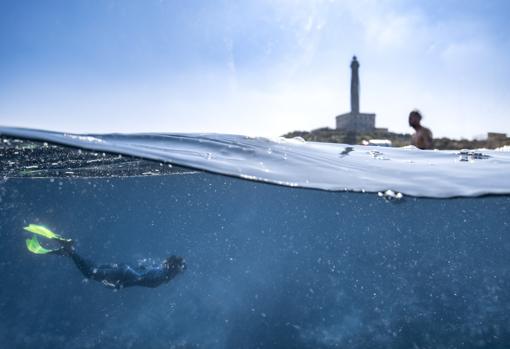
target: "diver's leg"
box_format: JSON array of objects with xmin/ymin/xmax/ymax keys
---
[
  {"xmin": 68, "ymin": 251, "xmax": 97, "ymax": 279},
  {"xmin": 82, "ymin": 263, "xmax": 141, "ymax": 288},
  {"xmin": 51, "ymin": 239, "xmax": 97, "ymax": 279}
]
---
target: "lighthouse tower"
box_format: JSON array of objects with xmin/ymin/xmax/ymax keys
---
[{"xmin": 335, "ymin": 56, "xmax": 376, "ymax": 132}]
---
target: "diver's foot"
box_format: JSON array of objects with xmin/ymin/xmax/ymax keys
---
[
  {"xmin": 56, "ymin": 238, "xmax": 75, "ymax": 254},
  {"xmin": 47, "ymin": 247, "xmax": 68, "ymax": 256}
]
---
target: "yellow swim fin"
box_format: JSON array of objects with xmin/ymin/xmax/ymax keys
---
[
  {"xmin": 23, "ymin": 224, "xmax": 71, "ymax": 242},
  {"xmin": 25, "ymin": 235, "xmax": 57, "ymax": 254}
]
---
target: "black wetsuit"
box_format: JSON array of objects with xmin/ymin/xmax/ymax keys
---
[{"xmin": 69, "ymin": 252, "xmax": 173, "ymax": 289}]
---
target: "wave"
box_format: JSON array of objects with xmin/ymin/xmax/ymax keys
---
[{"xmin": 1, "ymin": 126, "xmax": 510, "ymax": 198}]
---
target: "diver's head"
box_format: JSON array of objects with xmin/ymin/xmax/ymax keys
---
[
  {"xmin": 408, "ymin": 109, "xmax": 422, "ymax": 129},
  {"xmin": 163, "ymin": 255, "xmax": 186, "ymax": 278}
]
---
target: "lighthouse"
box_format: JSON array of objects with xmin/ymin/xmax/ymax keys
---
[{"xmin": 335, "ymin": 56, "xmax": 376, "ymax": 132}]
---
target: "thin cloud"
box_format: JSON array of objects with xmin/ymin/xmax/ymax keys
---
[{"xmin": 0, "ymin": 0, "xmax": 509, "ymax": 139}]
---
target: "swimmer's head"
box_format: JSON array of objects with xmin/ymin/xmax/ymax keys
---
[
  {"xmin": 409, "ymin": 109, "xmax": 422, "ymax": 128},
  {"xmin": 163, "ymin": 255, "xmax": 186, "ymax": 278}
]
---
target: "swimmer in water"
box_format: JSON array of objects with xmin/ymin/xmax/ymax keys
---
[
  {"xmin": 409, "ymin": 109, "xmax": 433, "ymax": 150},
  {"xmin": 23, "ymin": 224, "xmax": 186, "ymax": 289}
]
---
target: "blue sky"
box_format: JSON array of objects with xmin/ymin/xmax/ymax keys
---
[{"xmin": 1, "ymin": 0, "xmax": 509, "ymax": 139}]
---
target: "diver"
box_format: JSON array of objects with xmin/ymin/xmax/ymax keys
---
[{"xmin": 22, "ymin": 224, "xmax": 186, "ymax": 289}]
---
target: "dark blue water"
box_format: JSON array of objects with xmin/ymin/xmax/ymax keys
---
[{"xmin": 1, "ymin": 173, "xmax": 509, "ymax": 348}]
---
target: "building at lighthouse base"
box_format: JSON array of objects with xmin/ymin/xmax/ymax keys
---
[{"xmin": 335, "ymin": 112, "xmax": 376, "ymax": 132}]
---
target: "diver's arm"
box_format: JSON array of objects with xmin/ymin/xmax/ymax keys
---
[{"xmin": 125, "ymin": 268, "xmax": 170, "ymax": 288}]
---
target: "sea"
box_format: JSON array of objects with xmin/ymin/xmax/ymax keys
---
[{"xmin": 1, "ymin": 127, "xmax": 510, "ymax": 349}]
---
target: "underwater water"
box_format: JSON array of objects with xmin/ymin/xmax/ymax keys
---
[{"xmin": 1, "ymin": 128, "xmax": 510, "ymax": 349}]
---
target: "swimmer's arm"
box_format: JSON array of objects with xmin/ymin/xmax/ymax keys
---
[{"xmin": 424, "ymin": 129, "xmax": 433, "ymax": 149}]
